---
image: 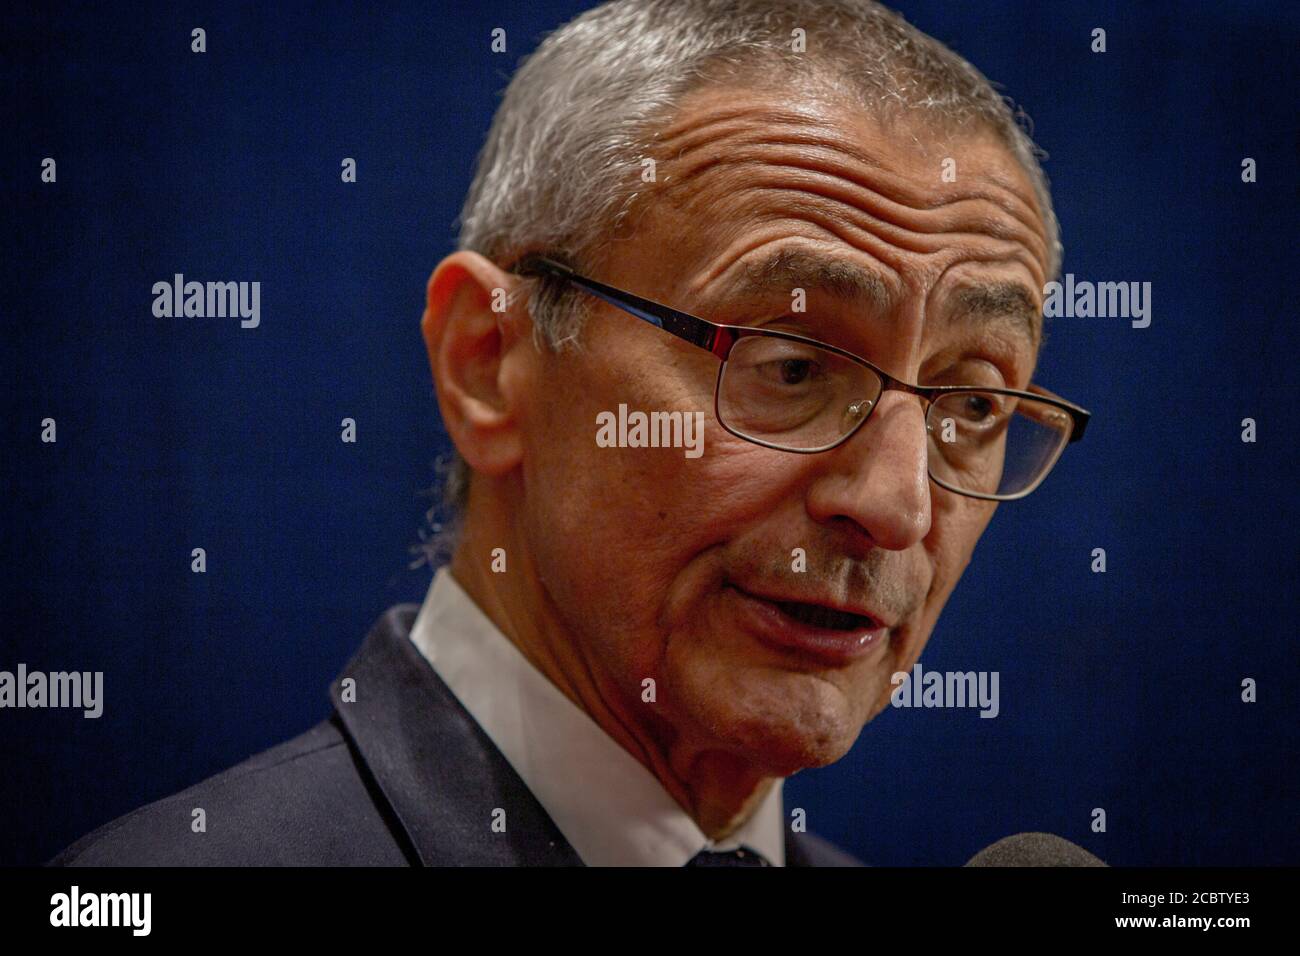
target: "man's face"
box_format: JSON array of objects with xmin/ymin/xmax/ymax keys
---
[{"xmin": 511, "ymin": 83, "xmax": 1049, "ymax": 777}]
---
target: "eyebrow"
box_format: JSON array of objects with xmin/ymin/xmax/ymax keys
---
[
  {"xmin": 725, "ymin": 247, "xmax": 895, "ymax": 312},
  {"xmin": 954, "ymin": 281, "xmax": 1042, "ymax": 347},
  {"xmin": 716, "ymin": 247, "xmax": 1041, "ymax": 348}
]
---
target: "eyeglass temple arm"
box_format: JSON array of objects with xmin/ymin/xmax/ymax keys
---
[
  {"xmin": 1027, "ymin": 382, "xmax": 1091, "ymax": 443},
  {"xmin": 512, "ymin": 254, "xmax": 735, "ymax": 358}
]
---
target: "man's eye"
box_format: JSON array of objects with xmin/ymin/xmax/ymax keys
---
[
  {"xmin": 961, "ymin": 394, "xmax": 996, "ymax": 420},
  {"xmin": 760, "ymin": 358, "xmax": 819, "ymax": 385}
]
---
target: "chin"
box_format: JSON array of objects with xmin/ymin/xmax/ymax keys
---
[{"xmin": 699, "ymin": 674, "xmax": 866, "ymax": 776}]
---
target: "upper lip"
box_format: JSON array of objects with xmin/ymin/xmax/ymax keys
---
[{"xmin": 729, "ymin": 581, "xmax": 894, "ymax": 630}]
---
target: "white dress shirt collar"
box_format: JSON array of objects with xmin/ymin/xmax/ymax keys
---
[{"xmin": 407, "ymin": 565, "xmax": 786, "ymax": 867}]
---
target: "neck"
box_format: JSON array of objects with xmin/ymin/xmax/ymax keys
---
[{"xmin": 447, "ymin": 484, "xmax": 775, "ymax": 841}]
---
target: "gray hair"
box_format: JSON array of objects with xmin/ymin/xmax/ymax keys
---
[{"xmin": 421, "ymin": 0, "xmax": 1061, "ymax": 563}]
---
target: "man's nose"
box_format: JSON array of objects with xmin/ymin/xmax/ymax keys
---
[{"xmin": 804, "ymin": 391, "xmax": 933, "ymax": 551}]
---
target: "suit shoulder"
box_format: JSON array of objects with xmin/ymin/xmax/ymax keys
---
[{"xmin": 50, "ymin": 719, "xmax": 408, "ymax": 866}]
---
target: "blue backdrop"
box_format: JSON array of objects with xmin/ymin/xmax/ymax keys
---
[{"xmin": 3, "ymin": 0, "xmax": 1297, "ymax": 866}]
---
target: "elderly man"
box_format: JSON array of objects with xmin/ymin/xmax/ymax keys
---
[{"xmin": 54, "ymin": 0, "xmax": 1088, "ymax": 867}]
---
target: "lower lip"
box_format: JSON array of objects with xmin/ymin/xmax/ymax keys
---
[{"xmin": 725, "ymin": 584, "xmax": 889, "ymax": 667}]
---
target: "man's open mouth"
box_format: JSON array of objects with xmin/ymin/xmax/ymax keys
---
[
  {"xmin": 725, "ymin": 583, "xmax": 889, "ymax": 667},
  {"xmin": 769, "ymin": 598, "xmax": 878, "ymax": 632}
]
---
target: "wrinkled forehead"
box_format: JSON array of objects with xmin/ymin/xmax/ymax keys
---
[
  {"xmin": 630, "ymin": 81, "xmax": 1051, "ymax": 314},
  {"xmin": 646, "ymin": 76, "xmax": 1048, "ymax": 231}
]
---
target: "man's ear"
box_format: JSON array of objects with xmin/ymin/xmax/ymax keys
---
[{"xmin": 421, "ymin": 250, "xmax": 530, "ymax": 478}]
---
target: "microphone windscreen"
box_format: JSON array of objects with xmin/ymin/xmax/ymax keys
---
[{"xmin": 964, "ymin": 832, "xmax": 1107, "ymax": 867}]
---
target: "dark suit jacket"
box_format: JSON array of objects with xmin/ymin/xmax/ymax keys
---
[{"xmin": 52, "ymin": 605, "xmax": 863, "ymax": 866}]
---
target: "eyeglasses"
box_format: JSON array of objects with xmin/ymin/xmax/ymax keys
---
[{"xmin": 510, "ymin": 254, "xmax": 1090, "ymax": 501}]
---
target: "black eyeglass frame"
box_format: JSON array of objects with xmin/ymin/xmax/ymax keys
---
[{"xmin": 510, "ymin": 253, "xmax": 1091, "ymax": 501}]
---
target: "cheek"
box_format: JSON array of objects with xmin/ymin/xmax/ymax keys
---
[
  {"xmin": 918, "ymin": 492, "xmax": 996, "ymax": 619},
  {"xmin": 522, "ymin": 339, "xmax": 780, "ymax": 562},
  {"xmin": 524, "ymin": 425, "xmax": 770, "ymax": 601},
  {"xmin": 514, "ymin": 354, "xmax": 742, "ymax": 647}
]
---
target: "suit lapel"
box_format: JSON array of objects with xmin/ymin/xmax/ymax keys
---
[{"xmin": 330, "ymin": 605, "xmax": 585, "ymax": 866}]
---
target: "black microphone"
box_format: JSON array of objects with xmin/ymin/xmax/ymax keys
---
[{"xmin": 964, "ymin": 832, "xmax": 1107, "ymax": 867}]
